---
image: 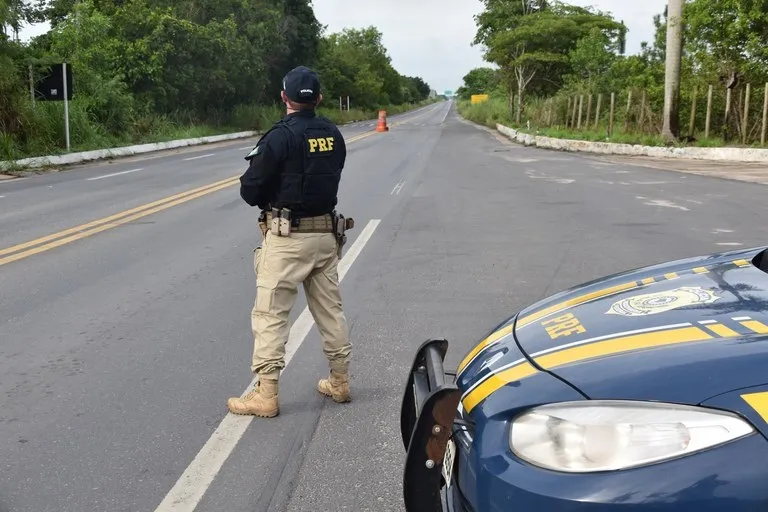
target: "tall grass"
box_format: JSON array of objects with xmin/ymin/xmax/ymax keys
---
[{"xmin": 456, "ymin": 95, "xmax": 738, "ymax": 148}]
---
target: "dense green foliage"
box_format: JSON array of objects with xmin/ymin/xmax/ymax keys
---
[
  {"xmin": 0, "ymin": 0, "xmax": 434, "ymax": 161},
  {"xmin": 457, "ymin": 0, "xmax": 768, "ymax": 147}
]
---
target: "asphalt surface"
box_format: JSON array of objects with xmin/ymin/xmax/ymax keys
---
[{"xmin": 2, "ymin": 99, "xmax": 768, "ymax": 512}]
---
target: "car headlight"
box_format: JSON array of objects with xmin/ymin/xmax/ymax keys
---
[{"xmin": 509, "ymin": 400, "xmax": 755, "ymax": 473}]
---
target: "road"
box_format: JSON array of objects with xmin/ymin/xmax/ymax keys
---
[{"xmin": 2, "ymin": 99, "xmax": 768, "ymax": 512}]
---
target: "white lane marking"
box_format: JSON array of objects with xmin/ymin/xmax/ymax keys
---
[
  {"xmin": 713, "ymin": 229, "xmax": 734, "ymax": 234},
  {"xmin": 391, "ymin": 180, "xmax": 405, "ymax": 195},
  {"xmin": 183, "ymin": 154, "xmax": 215, "ymax": 161},
  {"xmin": 636, "ymin": 196, "xmax": 689, "ymax": 211},
  {"xmin": 717, "ymin": 242, "xmax": 743, "ymax": 246},
  {"xmin": 734, "ymin": 316, "xmax": 752, "ymax": 321},
  {"xmin": 527, "ymin": 172, "xmax": 574, "ymax": 184},
  {"xmin": 86, "ymin": 168, "xmax": 144, "ymax": 181},
  {"xmin": 440, "ymin": 104, "xmax": 451, "ymax": 124},
  {"xmin": 505, "ymin": 157, "xmax": 538, "ymax": 163},
  {"xmin": 154, "ymin": 219, "xmax": 381, "ymax": 512},
  {"xmin": 0, "ymin": 195, "xmax": 4, "ymax": 198},
  {"xmin": 238, "ymin": 146, "xmax": 255, "ymax": 151},
  {"xmin": 699, "ymin": 320, "xmax": 717, "ymax": 325}
]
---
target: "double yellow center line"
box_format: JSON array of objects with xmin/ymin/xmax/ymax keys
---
[
  {"xmin": 0, "ymin": 176, "xmax": 239, "ymax": 267},
  {"xmin": 0, "ymin": 107, "xmax": 438, "ymax": 268}
]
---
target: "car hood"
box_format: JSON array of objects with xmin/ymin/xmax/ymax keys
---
[{"xmin": 457, "ymin": 247, "xmax": 768, "ymax": 412}]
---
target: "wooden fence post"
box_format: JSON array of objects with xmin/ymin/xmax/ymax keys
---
[
  {"xmin": 705, "ymin": 85, "xmax": 713, "ymax": 139},
  {"xmin": 586, "ymin": 94, "xmax": 593, "ymax": 128},
  {"xmin": 624, "ymin": 89, "xmax": 633, "ymax": 132},
  {"xmin": 724, "ymin": 87, "xmax": 732, "ymax": 138},
  {"xmin": 743, "ymin": 83, "xmax": 751, "ymax": 144},
  {"xmin": 689, "ymin": 86, "xmax": 697, "ymax": 136},
  {"xmin": 577, "ymin": 95, "xmax": 584, "ymax": 129},
  {"xmin": 610, "ymin": 92, "xmax": 616, "ymax": 136},
  {"xmin": 595, "ymin": 93, "xmax": 602, "ymax": 130},
  {"xmin": 762, "ymin": 83, "xmax": 768, "ymax": 146},
  {"xmin": 571, "ymin": 96, "xmax": 578, "ymax": 128}
]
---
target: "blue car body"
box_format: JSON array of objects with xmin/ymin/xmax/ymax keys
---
[{"xmin": 400, "ymin": 246, "xmax": 768, "ymax": 511}]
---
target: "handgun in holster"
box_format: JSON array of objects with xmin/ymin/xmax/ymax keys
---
[
  {"xmin": 258, "ymin": 210, "xmax": 268, "ymax": 238},
  {"xmin": 332, "ymin": 211, "xmax": 355, "ymax": 259}
]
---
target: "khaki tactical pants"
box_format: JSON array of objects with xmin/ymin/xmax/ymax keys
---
[{"xmin": 251, "ymin": 229, "xmax": 351, "ymax": 379}]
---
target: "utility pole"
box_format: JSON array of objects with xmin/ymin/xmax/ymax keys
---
[{"xmin": 662, "ymin": 0, "xmax": 684, "ymax": 143}]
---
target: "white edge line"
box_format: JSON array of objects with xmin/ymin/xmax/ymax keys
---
[
  {"xmin": 183, "ymin": 154, "xmax": 215, "ymax": 161},
  {"xmin": 86, "ymin": 168, "xmax": 144, "ymax": 181},
  {"xmin": 0, "ymin": 177, "xmax": 29, "ymax": 185},
  {"xmin": 440, "ymin": 103, "xmax": 451, "ymax": 124},
  {"xmin": 733, "ymin": 316, "xmax": 752, "ymax": 321},
  {"xmin": 153, "ymin": 218, "xmax": 381, "ymax": 512},
  {"xmin": 460, "ymin": 322, "xmax": 694, "ymax": 399}
]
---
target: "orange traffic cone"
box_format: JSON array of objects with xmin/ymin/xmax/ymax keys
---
[{"xmin": 376, "ymin": 110, "xmax": 389, "ymax": 132}]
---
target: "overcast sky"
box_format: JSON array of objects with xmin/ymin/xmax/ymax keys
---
[{"xmin": 18, "ymin": 0, "xmax": 669, "ymax": 94}]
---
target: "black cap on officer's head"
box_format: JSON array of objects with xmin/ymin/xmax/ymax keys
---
[{"xmin": 282, "ymin": 66, "xmax": 321, "ymax": 104}]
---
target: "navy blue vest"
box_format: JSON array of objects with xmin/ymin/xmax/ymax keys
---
[{"xmin": 271, "ymin": 112, "xmax": 344, "ymax": 217}]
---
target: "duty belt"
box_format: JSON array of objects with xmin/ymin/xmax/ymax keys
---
[{"xmin": 264, "ymin": 212, "xmax": 334, "ymax": 233}]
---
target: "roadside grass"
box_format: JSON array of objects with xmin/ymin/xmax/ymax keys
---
[
  {"xmin": 456, "ymin": 98, "xmax": 743, "ymax": 149},
  {"xmin": 2, "ymin": 99, "xmax": 439, "ymax": 163}
]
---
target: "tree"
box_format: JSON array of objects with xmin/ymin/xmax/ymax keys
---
[
  {"xmin": 459, "ymin": 67, "xmax": 500, "ymax": 99},
  {"xmin": 662, "ymin": 0, "xmax": 684, "ymax": 142},
  {"xmin": 565, "ymin": 26, "xmax": 616, "ymax": 91},
  {"xmin": 474, "ymin": 1, "xmax": 625, "ymax": 120},
  {"xmin": 684, "ymin": 0, "xmax": 768, "ymax": 79},
  {"xmin": 474, "ymin": 0, "xmax": 624, "ymax": 123},
  {"xmin": 314, "ymin": 26, "xmax": 430, "ymax": 109}
]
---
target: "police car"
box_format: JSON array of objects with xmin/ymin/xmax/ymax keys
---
[{"xmin": 400, "ymin": 246, "xmax": 768, "ymax": 511}]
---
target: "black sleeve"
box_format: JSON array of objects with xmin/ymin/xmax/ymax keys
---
[
  {"xmin": 239, "ymin": 128, "xmax": 289, "ymax": 208},
  {"xmin": 334, "ymin": 125, "xmax": 347, "ymax": 170}
]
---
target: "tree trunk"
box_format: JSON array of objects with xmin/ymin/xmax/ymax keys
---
[
  {"xmin": 662, "ymin": 0, "xmax": 684, "ymax": 143},
  {"xmin": 516, "ymin": 81, "xmax": 523, "ymax": 124}
]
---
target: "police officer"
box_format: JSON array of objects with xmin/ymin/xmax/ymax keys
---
[{"xmin": 227, "ymin": 66, "xmax": 353, "ymax": 418}]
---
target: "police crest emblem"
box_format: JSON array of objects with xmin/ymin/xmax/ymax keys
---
[{"xmin": 607, "ymin": 286, "xmax": 720, "ymax": 317}]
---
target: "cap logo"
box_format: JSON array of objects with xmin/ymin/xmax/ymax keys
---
[{"xmin": 300, "ymin": 89, "xmax": 314, "ymax": 94}]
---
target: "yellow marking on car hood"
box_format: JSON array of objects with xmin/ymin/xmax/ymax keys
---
[
  {"xmin": 462, "ymin": 326, "xmax": 714, "ymax": 414},
  {"xmin": 456, "ymin": 324, "xmax": 514, "ymax": 374},
  {"xmin": 742, "ymin": 392, "xmax": 768, "ymax": 423}
]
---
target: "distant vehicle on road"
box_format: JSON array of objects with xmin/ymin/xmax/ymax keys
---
[{"xmin": 401, "ymin": 246, "xmax": 768, "ymax": 511}]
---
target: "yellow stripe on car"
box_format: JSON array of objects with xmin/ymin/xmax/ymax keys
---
[
  {"xmin": 703, "ymin": 323, "xmax": 741, "ymax": 338},
  {"xmin": 516, "ymin": 282, "xmax": 640, "ymax": 329},
  {"xmin": 462, "ymin": 326, "xmax": 714, "ymax": 414},
  {"xmin": 741, "ymin": 392, "xmax": 768, "ymax": 423},
  {"xmin": 456, "ymin": 258, "xmax": 757, "ymax": 379},
  {"xmin": 461, "ymin": 362, "xmax": 539, "ymax": 413},
  {"xmin": 741, "ymin": 320, "xmax": 768, "ymax": 334},
  {"xmin": 456, "ymin": 324, "xmax": 515, "ymax": 374}
]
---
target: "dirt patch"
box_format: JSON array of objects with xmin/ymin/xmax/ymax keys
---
[{"xmin": 588, "ymin": 155, "xmax": 768, "ymax": 185}]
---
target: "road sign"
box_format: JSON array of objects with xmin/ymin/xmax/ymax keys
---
[
  {"xmin": 32, "ymin": 62, "xmax": 73, "ymax": 151},
  {"xmin": 35, "ymin": 63, "xmax": 73, "ymax": 101}
]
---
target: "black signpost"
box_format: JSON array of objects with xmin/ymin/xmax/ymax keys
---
[{"xmin": 31, "ymin": 62, "xmax": 73, "ymax": 151}]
